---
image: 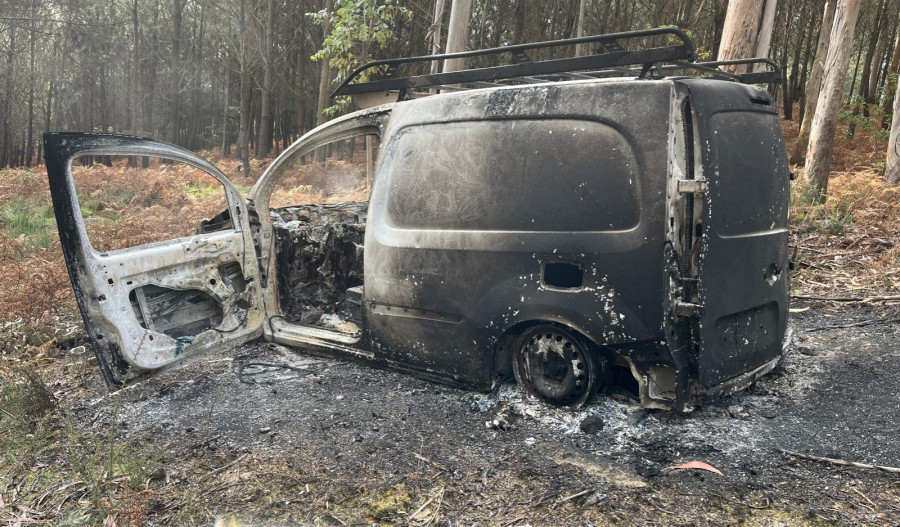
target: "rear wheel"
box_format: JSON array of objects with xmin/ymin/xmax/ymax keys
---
[{"xmin": 512, "ymin": 324, "xmax": 607, "ymax": 408}]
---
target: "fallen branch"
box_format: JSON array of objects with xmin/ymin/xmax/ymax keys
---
[
  {"xmin": 807, "ymin": 316, "xmax": 900, "ymax": 332},
  {"xmin": 198, "ymin": 453, "xmax": 249, "ymax": 482},
  {"xmin": 412, "ymin": 452, "xmax": 447, "ymax": 472},
  {"xmin": 560, "ymin": 489, "xmax": 592, "ymax": 503},
  {"xmin": 791, "ymin": 294, "xmax": 900, "ymax": 302},
  {"xmin": 779, "ymin": 449, "xmax": 900, "ymax": 474}
]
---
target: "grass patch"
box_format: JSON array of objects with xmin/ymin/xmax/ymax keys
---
[
  {"xmin": 182, "ymin": 181, "xmax": 223, "ymax": 199},
  {"xmin": 790, "ymin": 178, "xmax": 857, "ymax": 237},
  {"xmin": 0, "ymin": 366, "xmax": 165, "ymax": 526},
  {"xmin": 0, "ymin": 195, "xmax": 55, "ymax": 255}
]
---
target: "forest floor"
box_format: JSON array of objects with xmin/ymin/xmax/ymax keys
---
[{"xmin": 0, "ymin": 113, "xmax": 898, "ymax": 526}]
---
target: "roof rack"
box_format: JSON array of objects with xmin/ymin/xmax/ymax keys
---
[{"xmin": 331, "ymin": 27, "xmax": 780, "ymax": 101}]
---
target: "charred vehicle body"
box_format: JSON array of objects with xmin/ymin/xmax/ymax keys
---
[{"xmin": 46, "ymin": 28, "xmax": 790, "ymax": 410}]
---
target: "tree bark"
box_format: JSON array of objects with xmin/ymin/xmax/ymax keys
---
[
  {"xmin": 754, "ymin": 0, "xmax": 778, "ymax": 66},
  {"xmin": 886, "ymin": 76, "xmax": 900, "ymax": 184},
  {"xmin": 792, "ymin": 0, "xmax": 837, "ymax": 165},
  {"xmin": 805, "ymin": 0, "xmax": 864, "ymax": 198},
  {"xmin": 443, "ymin": 0, "xmax": 473, "ymax": 72},
  {"xmin": 257, "ymin": 0, "xmax": 275, "ymax": 158},
  {"xmin": 717, "ymin": 0, "xmax": 778, "ymax": 73}
]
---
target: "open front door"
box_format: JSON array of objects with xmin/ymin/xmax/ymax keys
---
[{"xmin": 45, "ymin": 133, "xmax": 265, "ymax": 388}]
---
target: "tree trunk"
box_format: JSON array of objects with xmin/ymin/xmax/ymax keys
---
[
  {"xmin": 792, "ymin": 0, "xmax": 837, "ymax": 165},
  {"xmin": 717, "ymin": 0, "xmax": 778, "ymax": 72},
  {"xmin": 2, "ymin": 25, "xmax": 15, "ymax": 168},
  {"xmin": 787, "ymin": 0, "xmax": 810, "ymax": 114},
  {"xmin": 316, "ymin": 0, "xmax": 335, "ymax": 128},
  {"xmin": 296, "ymin": 13, "xmax": 307, "ymax": 136},
  {"xmin": 238, "ymin": 0, "xmax": 252, "ymax": 177},
  {"xmin": 239, "ymin": 72, "xmax": 252, "ymax": 177},
  {"xmin": 796, "ymin": 7, "xmax": 819, "ymax": 124},
  {"xmin": 779, "ymin": 0, "xmax": 793, "ymax": 119},
  {"xmin": 878, "ymin": 17, "xmax": 898, "ymax": 101},
  {"xmin": 754, "ymin": 0, "xmax": 778, "ymax": 66},
  {"xmin": 859, "ymin": 0, "xmax": 887, "ymax": 106},
  {"xmin": 222, "ymin": 68, "xmax": 230, "ymax": 156},
  {"xmin": 575, "ymin": 0, "xmax": 587, "ymax": 57},
  {"xmin": 168, "ymin": 0, "xmax": 185, "ymax": 146},
  {"xmin": 886, "ymin": 76, "xmax": 900, "ymax": 185},
  {"xmin": 132, "ymin": 0, "xmax": 141, "ymax": 135},
  {"xmin": 42, "ymin": 38, "xmax": 55, "ymax": 166},
  {"xmin": 429, "ymin": 0, "xmax": 447, "ymax": 74},
  {"xmin": 25, "ymin": 0, "xmax": 36, "ymax": 167},
  {"xmin": 443, "ymin": 0, "xmax": 473, "ymax": 72},
  {"xmin": 847, "ymin": 38, "xmax": 865, "ymax": 138},
  {"xmin": 880, "ymin": 13, "xmax": 900, "ymax": 129},
  {"xmin": 866, "ymin": 0, "xmax": 891, "ymax": 102},
  {"xmin": 513, "ymin": 0, "xmax": 526, "ymax": 45},
  {"xmin": 142, "ymin": 0, "xmax": 160, "ymax": 167},
  {"xmin": 257, "ymin": 0, "xmax": 275, "ymax": 159},
  {"xmin": 805, "ymin": 0, "xmax": 864, "ymax": 198}
]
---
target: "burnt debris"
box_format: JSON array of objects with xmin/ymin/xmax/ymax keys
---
[{"xmin": 272, "ymin": 202, "xmax": 367, "ymax": 325}]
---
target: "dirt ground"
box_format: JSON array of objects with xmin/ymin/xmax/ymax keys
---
[{"xmin": 33, "ymin": 302, "xmax": 893, "ymax": 526}]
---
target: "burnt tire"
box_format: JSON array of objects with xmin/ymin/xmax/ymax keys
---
[{"xmin": 512, "ymin": 324, "xmax": 607, "ymax": 408}]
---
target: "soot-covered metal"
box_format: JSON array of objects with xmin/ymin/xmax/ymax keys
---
[{"xmin": 45, "ymin": 30, "xmax": 791, "ymax": 411}]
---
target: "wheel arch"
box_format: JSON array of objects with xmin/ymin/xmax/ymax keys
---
[{"xmin": 492, "ymin": 317, "xmax": 613, "ymax": 377}]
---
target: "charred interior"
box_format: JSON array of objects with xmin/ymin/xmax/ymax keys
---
[{"xmin": 271, "ymin": 202, "xmax": 366, "ymax": 329}]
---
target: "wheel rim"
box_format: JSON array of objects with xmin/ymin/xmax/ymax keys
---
[{"xmin": 513, "ymin": 326, "xmax": 599, "ymax": 407}]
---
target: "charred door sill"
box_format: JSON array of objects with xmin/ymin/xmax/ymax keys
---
[
  {"xmin": 369, "ymin": 304, "xmax": 464, "ymax": 324},
  {"xmin": 268, "ymin": 317, "xmax": 364, "ymax": 347}
]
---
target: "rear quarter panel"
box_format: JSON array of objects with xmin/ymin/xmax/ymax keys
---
[{"xmin": 365, "ymin": 81, "xmax": 675, "ymax": 388}]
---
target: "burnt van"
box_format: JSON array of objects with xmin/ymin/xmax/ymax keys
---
[{"xmin": 45, "ymin": 28, "xmax": 790, "ymax": 410}]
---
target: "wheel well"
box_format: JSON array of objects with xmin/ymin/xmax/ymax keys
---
[{"xmin": 493, "ymin": 320, "xmax": 606, "ymax": 377}]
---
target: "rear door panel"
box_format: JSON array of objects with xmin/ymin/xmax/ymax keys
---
[
  {"xmin": 681, "ymin": 81, "xmax": 790, "ymax": 387},
  {"xmin": 45, "ymin": 133, "xmax": 264, "ymax": 388}
]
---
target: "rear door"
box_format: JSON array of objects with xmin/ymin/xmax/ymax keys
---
[
  {"xmin": 681, "ymin": 81, "xmax": 790, "ymax": 387},
  {"xmin": 45, "ymin": 133, "xmax": 264, "ymax": 388}
]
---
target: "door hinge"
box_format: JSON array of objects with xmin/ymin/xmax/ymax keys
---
[
  {"xmin": 675, "ymin": 302, "xmax": 701, "ymax": 318},
  {"xmin": 677, "ymin": 178, "xmax": 708, "ymax": 194}
]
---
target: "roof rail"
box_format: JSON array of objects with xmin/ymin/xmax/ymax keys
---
[{"xmin": 331, "ymin": 27, "xmax": 779, "ymax": 101}]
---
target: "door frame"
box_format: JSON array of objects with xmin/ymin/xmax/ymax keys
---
[{"xmin": 45, "ymin": 133, "xmax": 265, "ymax": 388}]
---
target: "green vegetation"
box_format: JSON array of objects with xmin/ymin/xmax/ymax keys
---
[
  {"xmin": 790, "ymin": 180, "xmax": 856, "ymax": 237},
  {"xmin": 182, "ymin": 181, "xmax": 223, "ymax": 199},
  {"xmin": 310, "ymin": 0, "xmax": 412, "ymax": 115},
  {"xmin": 0, "ymin": 367, "xmax": 164, "ymax": 526},
  {"xmin": 0, "ymin": 195, "xmax": 55, "ymax": 255}
]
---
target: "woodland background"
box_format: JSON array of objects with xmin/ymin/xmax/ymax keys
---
[
  {"xmin": 0, "ymin": 1, "xmax": 900, "ymax": 525},
  {"xmin": 0, "ymin": 0, "xmax": 895, "ymax": 186}
]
